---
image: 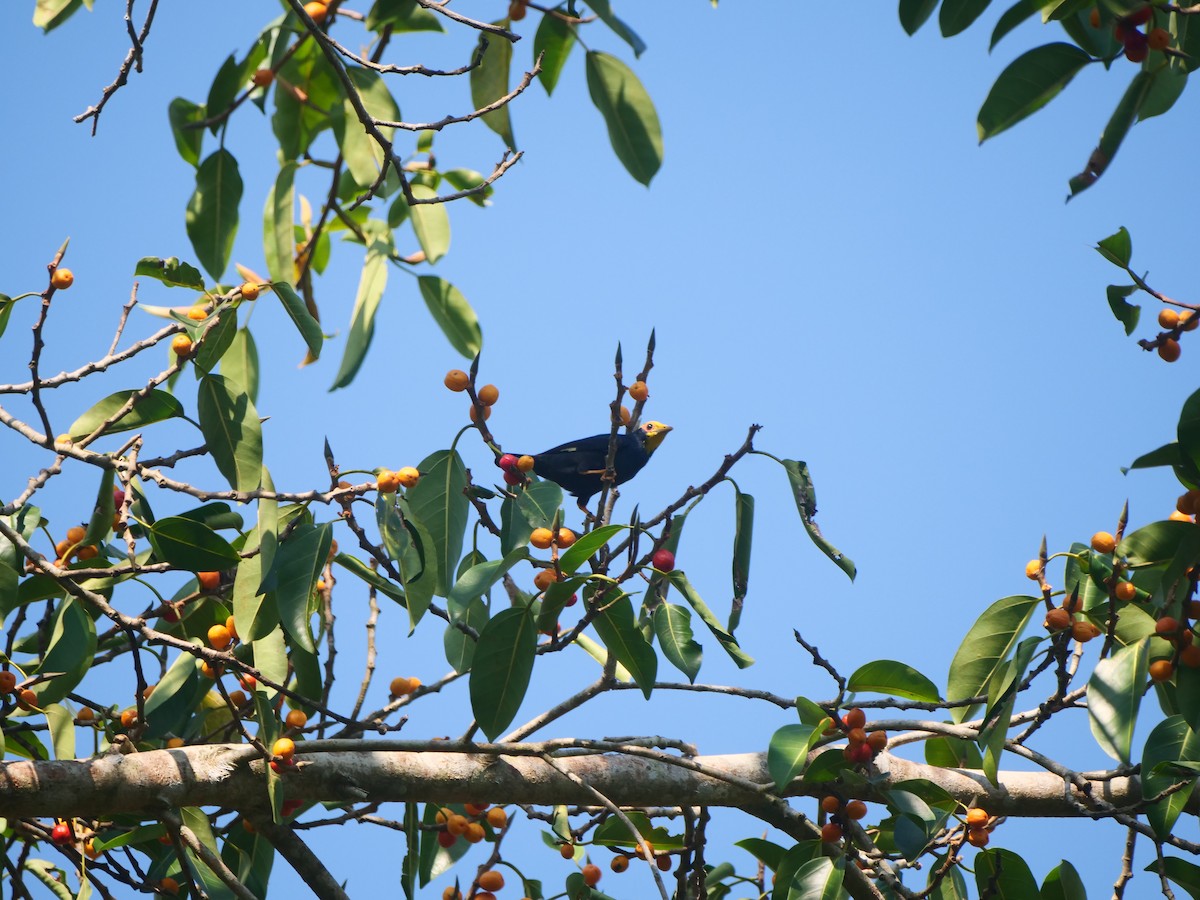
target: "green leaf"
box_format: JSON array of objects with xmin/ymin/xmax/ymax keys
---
[
  {"xmin": 44, "ymin": 704, "xmax": 74, "ymax": 761},
  {"xmin": 977, "ymin": 43, "xmax": 1092, "ymax": 142},
  {"xmin": 990, "ymin": 0, "xmax": 1038, "ymax": 50},
  {"xmin": 946, "ymin": 595, "xmax": 1039, "ymax": 723},
  {"xmin": 270, "ymin": 523, "xmax": 331, "ymax": 655},
  {"xmin": 470, "ymin": 606, "xmax": 537, "ymax": 739},
  {"xmin": 848, "ymin": 660, "xmax": 941, "ymax": 703},
  {"xmin": 591, "ymin": 593, "xmax": 657, "ymax": 698},
  {"xmin": 767, "ymin": 724, "xmax": 820, "ymax": 793},
  {"xmin": 441, "ymin": 168, "xmax": 493, "ymax": 207},
  {"xmin": 729, "ymin": 488, "xmax": 753, "ymax": 633},
  {"xmin": 1096, "ymin": 226, "xmax": 1132, "ymax": 267},
  {"xmin": 330, "ymin": 234, "xmax": 390, "ymax": 390},
  {"xmin": 653, "ymin": 602, "xmax": 702, "ymax": 682},
  {"xmin": 899, "ymin": 0, "xmax": 939, "ymax": 34},
  {"xmin": 1040, "ymin": 859, "xmax": 1086, "ymax": 900},
  {"xmin": 940, "ymin": 0, "xmax": 993, "ymax": 37},
  {"xmin": 223, "ymin": 328, "xmax": 260, "ymax": 404},
  {"xmin": 143, "ymin": 651, "xmax": 205, "ymax": 739},
  {"xmin": 444, "ymin": 596, "xmax": 488, "ymax": 674},
  {"xmin": 974, "ymin": 849, "xmax": 1039, "ymax": 898},
  {"xmin": 366, "ymin": 0, "xmax": 444, "ymax": 33},
  {"xmin": 787, "ymin": 857, "xmax": 845, "ymax": 900},
  {"xmin": 1139, "ymin": 66, "xmax": 1187, "ymax": 121},
  {"xmin": 147, "ymin": 516, "xmax": 241, "ymax": 571},
  {"xmin": 334, "ymin": 67, "xmax": 400, "ymax": 188},
  {"xmin": 334, "ymin": 553, "xmax": 405, "ymax": 604},
  {"xmin": 929, "ymin": 862, "xmax": 970, "ymax": 900},
  {"xmin": 978, "ymin": 636, "xmax": 1039, "ymax": 785},
  {"xmin": 67, "ymin": 389, "xmax": 185, "ymax": 440},
  {"xmin": 778, "ymin": 459, "xmax": 855, "ymax": 580},
  {"xmin": 1153, "ymin": 857, "xmax": 1200, "ymax": 900},
  {"xmin": 667, "ymin": 571, "xmax": 754, "ymax": 668},
  {"xmin": 1106, "ymin": 284, "xmax": 1140, "ymax": 335},
  {"xmin": 82, "ymin": 468, "xmax": 116, "ymax": 547},
  {"xmin": 409, "ymin": 184, "xmax": 451, "ymax": 264},
  {"xmin": 1127, "ymin": 441, "xmax": 1184, "ymax": 472},
  {"xmin": 735, "ymin": 837, "xmax": 788, "ymax": 872},
  {"xmin": 446, "ymin": 549, "xmax": 528, "ymax": 620},
  {"xmin": 263, "ymin": 163, "xmax": 296, "ymax": 286},
  {"xmin": 31, "ymin": 599, "xmax": 95, "ymax": 705},
  {"xmin": 205, "ymin": 54, "xmax": 242, "ymax": 135},
  {"xmin": 406, "ymin": 449, "xmax": 469, "ymax": 598},
  {"xmin": 197, "ymin": 374, "xmax": 263, "ymax": 493},
  {"xmin": 1088, "ymin": 637, "xmax": 1150, "ymax": 763},
  {"xmin": 585, "ymin": 51, "xmax": 662, "ymax": 186},
  {"xmin": 925, "ymin": 735, "xmax": 983, "ymax": 769},
  {"xmin": 417, "ymin": 276, "xmax": 483, "ymax": 359},
  {"xmin": 0, "ymin": 295, "xmax": 13, "ymax": 342},
  {"xmin": 558, "ymin": 523, "xmax": 624, "ymax": 576},
  {"xmin": 1142, "ymin": 715, "xmax": 1200, "ymax": 839},
  {"xmin": 1070, "ymin": 71, "xmax": 1155, "ymax": 198},
  {"xmin": 1120, "ymin": 521, "xmax": 1200, "ymax": 568},
  {"xmin": 135, "ymin": 256, "xmax": 206, "ymax": 290},
  {"xmin": 469, "ymin": 25, "xmax": 516, "ymax": 149},
  {"xmin": 1178, "ymin": 388, "xmax": 1200, "ymax": 476},
  {"xmin": 272, "ymin": 282, "xmax": 324, "ymax": 359},
  {"xmin": 533, "ymin": 11, "xmax": 576, "ymax": 95},
  {"xmin": 186, "ymin": 149, "xmax": 244, "ymax": 280},
  {"xmin": 193, "ymin": 307, "xmax": 238, "ymax": 375},
  {"xmin": 587, "ymin": 0, "xmax": 646, "ymax": 56}
]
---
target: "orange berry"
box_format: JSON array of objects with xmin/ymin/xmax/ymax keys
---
[
  {"xmin": 1114, "ymin": 581, "xmax": 1136, "ymax": 602},
  {"xmin": 303, "ymin": 0, "xmax": 328, "ymax": 22},
  {"xmin": 197, "ymin": 570, "xmax": 221, "ymax": 591},
  {"xmin": 51, "ymin": 268, "xmax": 74, "ymax": 290},
  {"xmin": 1160, "ymin": 308, "xmax": 1182, "ymax": 329},
  {"xmin": 17, "ymin": 688, "xmax": 38, "ymax": 710},
  {"xmin": 166, "ymin": 737, "xmax": 185, "ymax": 748},
  {"xmin": 843, "ymin": 707, "xmax": 866, "ymax": 730},
  {"xmin": 55, "ymin": 539, "xmax": 73, "ymax": 558},
  {"xmin": 475, "ymin": 894, "xmax": 496, "ymax": 900},
  {"xmin": 142, "ymin": 684, "xmax": 156, "ymax": 699},
  {"xmin": 1091, "ymin": 532, "xmax": 1117, "ymax": 554},
  {"xmin": 866, "ymin": 730, "xmax": 888, "ymax": 753},
  {"xmin": 76, "ymin": 544, "xmax": 98, "ymax": 560},
  {"xmin": 208, "ymin": 624, "xmax": 232, "ymax": 650},
  {"xmin": 1160, "ymin": 339, "xmax": 1182, "ymax": 362},
  {"xmin": 186, "ymin": 305, "xmax": 208, "ymax": 321},
  {"xmin": 628, "ymin": 381, "xmax": 649, "ymax": 402},
  {"xmin": 560, "ymin": 843, "xmax": 575, "ymax": 859},
  {"xmin": 66, "ymin": 525, "xmax": 87, "ymax": 544},
  {"xmin": 619, "ymin": 405, "xmax": 632, "ymax": 426},
  {"xmin": 509, "ymin": 0, "xmax": 528, "ymax": 20},
  {"xmin": 441, "ymin": 887, "xmax": 461, "ymax": 900},
  {"xmin": 390, "ymin": 676, "xmax": 414, "ymax": 697},
  {"xmin": 516, "ymin": 454, "xmax": 535, "ymax": 473},
  {"xmin": 464, "ymin": 822, "xmax": 485, "ymax": 843},
  {"xmin": 1181, "ymin": 644, "xmax": 1200, "ymax": 668},
  {"xmin": 1183, "ymin": 312, "xmax": 1200, "ymax": 332},
  {"xmin": 171, "ymin": 334, "xmax": 193, "ymax": 357},
  {"xmin": 486, "ymin": 807, "xmax": 508, "ymax": 829},
  {"xmin": 966, "ymin": 828, "xmax": 990, "ymax": 848},
  {"xmin": 444, "ymin": 369, "xmax": 470, "ymax": 391},
  {"xmin": 581, "ymin": 863, "xmax": 602, "ymax": 886},
  {"xmin": 251, "ymin": 69, "xmax": 274, "ymax": 88},
  {"xmin": 844, "ymin": 742, "xmax": 873, "ymax": 764},
  {"xmin": 437, "ymin": 831, "xmax": 457, "ymax": 849},
  {"xmin": 83, "ymin": 839, "xmax": 98, "ymax": 859},
  {"xmin": 224, "ymin": 615, "xmax": 238, "ymax": 641},
  {"xmin": 464, "ymin": 802, "xmax": 489, "ymax": 816},
  {"xmin": 228, "ymin": 690, "xmax": 248, "ymax": 708},
  {"xmin": 656, "ymin": 854, "xmax": 672, "ymax": 872},
  {"xmin": 820, "ymin": 822, "xmax": 843, "ymax": 843},
  {"xmin": 557, "ymin": 528, "xmax": 577, "ymax": 548},
  {"xmin": 477, "ymin": 384, "xmax": 499, "ymax": 406},
  {"xmin": 120, "ymin": 708, "xmax": 137, "ymax": 728},
  {"xmin": 377, "ymin": 469, "xmax": 400, "ymax": 493},
  {"xmin": 240, "ymin": 281, "xmax": 261, "ymax": 301},
  {"xmin": 285, "ymin": 709, "xmax": 309, "ymax": 729},
  {"xmin": 530, "ymin": 527, "xmax": 554, "ymax": 550},
  {"xmin": 1150, "ymin": 659, "xmax": 1175, "ymax": 682},
  {"xmin": 533, "ymin": 569, "xmax": 558, "ymax": 591},
  {"xmin": 1148, "ymin": 27, "xmax": 1171, "ymax": 50},
  {"xmin": 0, "ymin": 671, "xmax": 16, "ymax": 693},
  {"xmin": 469, "ymin": 404, "xmax": 491, "ymax": 422},
  {"xmin": 1170, "ymin": 510, "xmax": 1194, "ymax": 523},
  {"xmin": 1156, "ymin": 616, "xmax": 1180, "ymax": 636},
  {"xmin": 479, "ymin": 871, "xmax": 504, "ymax": 891},
  {"xmin": 966, "ymin": 807, "xmax": 988, "ymax": 827},
  {"xmin": 396, "ymin": 466, "xmax": 420, "ymax": 488},
  {"xmin": 272, "ymin": 737, "xmax": 296, "ymax": 760},
  {"xmin": 1045, "ymin": 607, "xmax": 1071, "ymax": 631},
  {"xmin": 1025, "ymin": 559, "xmax": 1042, "ymax": 580},
  {"xmin": 201, "ymin": 661, "xmax": 221, "ymax": 679},
  {"xmin": 447, "ymin": 814, "xmax": 469, "ymax": 836},
  {"xmin": 847, "ymin": 727, "xmax": 868, "ymax": 745},
  {"xmin": 820, "ymin": 795, "xmax": 840, "ymax": 814},
  {"xmin": 159, "ymin": 876, "xmax": 180, "ymax": 895},
  {"xmin": 611, "ymin": 855, "xmax": 629, "ymax": 873},
  {"xmin": 76, "ymin": 706, "xmax": 95, "ymax": 723},
  {"xmin": 845, "ymin": 800, "xmax": 868, "ymax": 820},
  {"xmin": 1072, "ymin": 620, "xmax": 1102, "ymax": 642}
]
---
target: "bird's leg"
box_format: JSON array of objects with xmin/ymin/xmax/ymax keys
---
[{"xmin": 577, "ymin": 499, "xmax": 598, "ymax": 523}]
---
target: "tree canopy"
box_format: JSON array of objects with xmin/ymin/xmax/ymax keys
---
[{"xmin": 3, "ymin": 1, "xmax": 1200, "ymax": 899}]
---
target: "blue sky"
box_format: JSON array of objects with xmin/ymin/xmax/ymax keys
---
[{"xmin": 3, "ymin": 1, "xmax": 1199, "ymax": 897}]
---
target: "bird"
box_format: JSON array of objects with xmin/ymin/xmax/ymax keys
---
[{"xmin": 523, "ymin": 421, "xmax": 673, "ymax": 513}]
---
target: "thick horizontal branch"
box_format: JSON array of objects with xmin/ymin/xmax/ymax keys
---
[{"xmin": 0, "ymin": 741, "xmax": 1165, "ymax": 821}]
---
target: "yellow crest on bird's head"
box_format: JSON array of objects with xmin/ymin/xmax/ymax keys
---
[{"xmin": 639, "ymin": 421, "xmax": 673, "ymax": 455}]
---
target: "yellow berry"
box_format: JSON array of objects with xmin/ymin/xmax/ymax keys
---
[
  {"xmin": 377, "ymin": 469, "xmax": 400, "ymax": 493},
  {"xmin": 1160, "ymin": 308, "xmax": 1181, "ymax": 329},
  {"xmin": 628, "ymin": 380, "xmax": 649, "ymax": 402},
  {"xmin": 556, "ymin": 528, "xmax": 577, "ymax": 548},
  {"xmin": 272, "ymin": 737, "xmax": 296, "ymax": 760},
  {"xmin": 240, "ymin": 282, "xmax": 261, "ymax": 301},
  {"xmin": 285, "ymin": 709, "xmax": 308, "ymax": 729},
  {"xmin": 530, "ymin": 527, "xmax": 554, "ymax": 550},
  {"xmin": 171, "ymin": 334, "xmax": 194, "ymax": 357},
  {"xmin": 1024, "ymin": 559, "xmax": 1042, "ymax": 580},
  {"xmin": 396, "ymin": 466, "xmax": 420, "ymax": 488},
  {"xmin": 517, "ymin": 454, "xmax": 535, "ymax": 473},
  {"xmin": 51, "ymin": 268, "xmax": 74, "ymax": 290},
  {"xmin": 207, "ymin": 624, "xmax": 232, "ymax": 650},
  {"xmin": 1091, "ymin": 531, "xmax": 1116, "ymax": 554}
]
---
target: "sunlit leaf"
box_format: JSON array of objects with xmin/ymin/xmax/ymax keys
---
[
  {"xmin": 977, "ymin": 43, "xmax": 1092, "ymax": 142},
  {"xmin": 585, "ymin": 51, "xmax": 662, "ymax": 186},
  {"xmin": 186, "ymin": 149, "xmax": 243, "ymax": 280},
  {"xmin": 197, "ymin": 374, "xmax": 263, "ymax": 492},
  {"xmin": 1088, "ymin": 637, "xmax": 1150, "ymax": 763}
]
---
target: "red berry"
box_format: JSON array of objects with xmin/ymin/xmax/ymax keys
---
[
  {"xmin": 497, "ymin": 453, "xmax": 518, "ymax": 471},
  {"xmin": 503, "ymin": 469, "xmax": 524, "ymax": 485},
  {"xmin": 651, "ymin": 548, "xmax": 675, "ymax": 572},
  {"xmin": 51, "ymin": 822, "xmax": 72, "ymax": 845}
]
